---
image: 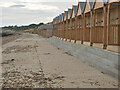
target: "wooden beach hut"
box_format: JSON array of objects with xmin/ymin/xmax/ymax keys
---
[
  {"xmin": 61, "ymin": 13, "xmax": 65, "ymax": 40},
  {"xmin": 59, "ymin": 14, "xmax": 62, "ymax": 39},
  {"xmin": 84, "ymin": 0, "xmax": 95, "ymax": 45},
  {"xmin": 56, "ymin": 16, "xmax": 59, "ymax": 38},
  {"xmin": 70, "ymin": 5, "xmax": 77, "ymax": 42},
  {"xmin": 67, "ymin": 8, "xmax": 72, "ymax": 41},
  {"xmin": 58, "ymin": 15, "xmax": 61, "ymax": 38},
  {"xmin": 53, "ymin": 17, "xmax": 56, "ymax": 37},
  {"xmin": 64, "ymin": 11, "xmax": 68, "ymax": 40},
  {"xmin": 93, "ymin": 0, "xmax": 108, "ymax": 48},
  {"xmin": 107, "ymin": 0, "xmax": 120, "ymax": 46},
  {"xmin": 76, "ymin": 2, "xmax": 86, "ymax": 44}
]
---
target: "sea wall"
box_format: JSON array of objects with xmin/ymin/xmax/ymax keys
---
[{"xmin": 47, "ymin": 36, "xmax": 120, "ymax": 79}]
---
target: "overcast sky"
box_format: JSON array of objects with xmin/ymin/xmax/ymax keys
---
[{"xmin": 0, "ymin": 0, "xmax": 86, "ymax": 27}]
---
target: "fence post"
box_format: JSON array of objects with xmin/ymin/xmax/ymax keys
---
[
  {"xmin": 90, "ymin": 11, "xmax": 94, "ymax": 46},
  {"xmin": 65, "ymin": 20, "xmax": 67, "ymax": 41},
  {"xmin": 69, "ymin": 19, "xmax": 72, "ymax": 42},
  {"xmin": 83, "ymin": 13, "xmax": 86, "ymax": 44},
  {"xmin": 118, "ymin": 4, "xmax": 120, "ymax": 45},
  {"xmin": 81, "ymin": 14, "xmax": 84, "ymax": 44},
  {"xmin": 107, "ymin": 4, "xmax": 110, "ymax": 46},
  {"xmin": 103, "ymin": 6, "xmax": 107, "ymax": 49},
  {"xmin": 74, "ymin": 17, "xmax": 77, "ymax": 43},
  {"xmin": 62, "ymin": 21, "xmax": 64, "ymax": 40},
  {"xmin": 59, "ymin": 22, "xmax": 61, "ymax": 39},
  {"xmin": 79, "ymin": 17, "xmax": 81, "ymax": 42}
]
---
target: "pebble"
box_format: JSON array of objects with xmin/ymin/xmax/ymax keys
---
[{"xmin": 1, "ymin": 70, "xmax": 61, "ymax": 88}]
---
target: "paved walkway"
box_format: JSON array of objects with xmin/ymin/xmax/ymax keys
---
[{"xmin": 1, "ymin": 34, "xmax": 118, "ymax": 88}]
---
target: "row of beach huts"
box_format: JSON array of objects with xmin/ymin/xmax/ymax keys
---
[{"xmin": 52, "ymin": 0, "xmax": 120, "ymax": 49}]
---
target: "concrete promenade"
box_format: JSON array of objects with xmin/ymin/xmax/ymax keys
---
[{"xmin": 1, "ymin": 34, "xmax": 118, "ymax": 88}]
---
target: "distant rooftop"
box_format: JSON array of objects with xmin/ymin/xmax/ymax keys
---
[{"xmin": 38, "ymin": 25, "xmax": 53, "ymax": 30}]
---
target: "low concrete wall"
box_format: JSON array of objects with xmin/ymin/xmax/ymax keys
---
[{"xmin": 48, "ymin": 36, "xmax": 120, "ymax": 79}]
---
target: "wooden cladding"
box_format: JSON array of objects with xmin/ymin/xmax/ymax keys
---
[{"xmin": 53, "ymin": 2, "xmax": 120, "ymax": 49}]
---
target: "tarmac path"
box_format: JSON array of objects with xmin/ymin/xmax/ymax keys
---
[{"xmin": 1, "ymin": 33, "xmax": 118, "ymax": 88}]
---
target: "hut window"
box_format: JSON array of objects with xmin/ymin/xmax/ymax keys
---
[
  {"xmin": 110, "ymin": 17, "xmax": 119, "ymax": 24},
  {"xmin": 96, "ymin": 12, "xmax": 103, "ymax": 26},
  {"xmin": 110, "ymin": 8, "xmax": 118, "ymax": 24}
]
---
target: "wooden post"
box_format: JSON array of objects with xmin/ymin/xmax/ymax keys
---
[
  {"xmin": 81, "ymin": 14, "xmax": 85, "ymax": 44},
  {"xmin": 118, "ymin": 4, "xmax": 120, "ymax": 45},
  {"xmin": 65, "ymin": 20, "xmax": 68, "ymax": 41},
  {"xmin": 74, "ymin": 17, "xmax": 77, "ymax": 43},
  {"xmin": 103, "ymin": 6, "xmax": 107, "ymax": 49},
  {"xmin": 107, "ymin": 4, "xmax": 110, "ymax": 45},
  {"xmin": 60, "ymin": 22, "xmax": 61, "ymax": 39},
  {"xmin": 90, "ymin": 11, "xmax": 94, "ymax": 46},
  {"xmin": 62, "ymin": 21, "xmax": 64, "ymax": 40},
  {"xmin": 79, "ymin": 16, "xmax": 81, "ymax": 41},
  {"xmin": 59, "ymin": 23, "xmax": 61, "ymax": 39},
  {"xmin": 69, "ymin": 19, "xmax": 72, "ymax": 42}
]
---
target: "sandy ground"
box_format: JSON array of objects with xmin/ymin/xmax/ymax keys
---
[
  {"xmin": 1, "ymin": 33, "xmax": 21, "ymax": 45},
  {"xmin": 1, "ymin": 33, "xmax": 118, "ymax": 88}
]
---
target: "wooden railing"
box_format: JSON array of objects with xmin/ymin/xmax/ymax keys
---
[
  {"xmin": 94, "ymin": 26, "xmax": 103, "ymax": 43},
  {"xmin": 84, "ymin": 27, "xmax": 90, "ymax": 42},
  {"xmin": 75, "ymin": 28, "xmax": 82, "ymax": 41},
  {"xmin": 53, "ymin": 24, "xmax": 120, "ymax": 47},
  {"xmin": 108, "ymin": 24, "xmax": 120, "ymax": 45},
  {"xmin": 71, "ymin": 29, "xmax": 75, "ymax": 40}
]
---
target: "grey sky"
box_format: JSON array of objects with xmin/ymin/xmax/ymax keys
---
[{"xmin": 1, "ymin": 0, "xmax": 85, "ymax": 27}]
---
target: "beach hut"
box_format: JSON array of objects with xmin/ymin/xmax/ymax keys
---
[
  {"xmin": 93, "ymin": 0, "xmax": 108, "ymax": 48},
  {"xmin": 70, "ymin": 5, "xmax": 77, "ymax": 42},
  {"xmin": 38, "ymin": 25, "xmax": 53, "ymax": 38},
  {"xmin": 53, "ymin": 17, "xmax": 57, "ymax": 37},
  {"xmin": 61, "ymin": 13, "xmax": 65, "ymax": 40},
  {"xmin": 56, "ymin": 16, "xmax": 59, "ymax": 37},
  {"xmin": 76, "ymin": 2, "xmax": 86, "ymax": 43},
  {"xmin": 59, "ymin": 14, "xmax": 62, "ymax": 39},
  {"xmin": 84, "ymin": 0, "xmax": 95, "ymax": 45},
  {"xmin": 64, "ymin": 11, "xmax": 68, "ymax": 40},
  {"xmin": 107, "ymin": 0, "xmax": 120, "ymax": 46},
  {"xmin": 53, "ymin": 18, "xmax": 56, "ymax": 36},
  {"xmin": 67, "ymin": 9, "xmax": 72, "ymax": 41},
  {"xmin": 57, "ymin": 15, "xmax": 61, "ymax": 38},
  {"xmin": 59, "ymin": 13, "xmax": 64, "ymax": 39}
]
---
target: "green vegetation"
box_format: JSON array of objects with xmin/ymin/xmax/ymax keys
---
[{"xmin": 2, "ymin": 23, "xmax": 44, "ymax": 31}]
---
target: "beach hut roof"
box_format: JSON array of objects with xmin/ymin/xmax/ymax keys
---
[
  {"xmin": 73, "ymin": 6, "xmax": 77, "ymax": 15},
  {"xmin": 68, "ymin": 9, "xmax": 72, "ymax": 16},
  {"xmin": 108, "ymin": 0, "xmax": 120, "ymax": 4},
  {"xmin": 59, "ymin": 14, "xmax": 62, "ymax": 22},
  {"xmin": 79, "ymin": 2, "xmax": 86, "ymax": 13},
  {"xmin": 67, "ymin": 8, "xmax": 72, "ymax": 19},
  {"xmin": 84, "ymin": 0, "xmax": 95, "ymax": 13},
  {"xmin": 64, "ymin": 11, "xmax": 68, "ymax": 21},
  {"xmin": 94, "ymin": 0, "xmax": 108, "ymax": 9},
  {"xmin": 89, "ymin": 2, "xmax": 94, "ymax": 9},
  {"xmin": 76, "ymin": 2, "xmax": 86, "ymax": 16},
  {"xmin": 62, "ymin": 13, "xmax": 64, "ymax": 21},
  {"xmin": 38, "ymin": 25, "xmax": 53, "ymax": 30},
  {"xmin": 57, "ymin": 16, "xmax": 59, "ymax": 23},
  {"xmin": 71, "ymin": 5, "xmax": 77, "ymax": 18}
]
